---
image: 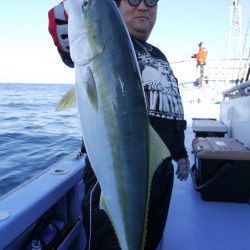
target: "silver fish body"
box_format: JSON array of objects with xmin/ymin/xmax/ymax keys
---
[{"xmin": 61, "ymin": 0, "xmax": 170, "ymax": 249}]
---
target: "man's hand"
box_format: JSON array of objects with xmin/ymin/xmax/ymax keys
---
[{"xmin": 176, "ymin": 158, "xmax": 190, "ymax": 181}]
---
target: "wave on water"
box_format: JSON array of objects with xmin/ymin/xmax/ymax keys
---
[{"xmin": 0, "ymin": 83, "xmax": 82, "ymax": 197}]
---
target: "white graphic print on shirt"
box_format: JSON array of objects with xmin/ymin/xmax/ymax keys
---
[{"xmin": 137, "ymin": 51, "xmax": 184, "ymax": 120}]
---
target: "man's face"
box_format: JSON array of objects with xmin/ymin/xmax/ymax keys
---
[{"xmin": 118, "ymin": 0, "xmax": 157, "ymax": 41}]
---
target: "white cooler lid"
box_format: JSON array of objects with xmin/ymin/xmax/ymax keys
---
[{"xmin": 192, "ymin": 119, "xmax": 228, "ymax": 132}]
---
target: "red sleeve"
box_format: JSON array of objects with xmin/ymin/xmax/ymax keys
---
[{"xmin": 48, "ymin": 2, "xmax": 70, "ymax": 54}]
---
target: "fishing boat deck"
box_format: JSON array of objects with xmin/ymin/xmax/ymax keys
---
[
  {"xmin": 159, "ymin": 126, "xmax": 250, "ymax": 250},
  {"xmin": 0, "ymin": 112, "xmax": 250, "ymax": 249}
]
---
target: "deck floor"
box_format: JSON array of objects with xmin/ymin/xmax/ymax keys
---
[{"xmin": 158, "ymin": 126, "xmax": 250, "ymax": 250}]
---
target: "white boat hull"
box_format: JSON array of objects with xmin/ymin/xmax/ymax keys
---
[{"xmin": 220, "ymin": 96, "xmax": 250, "ymax": 148}]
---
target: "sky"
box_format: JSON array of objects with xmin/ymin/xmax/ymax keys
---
[{"xmin": 0, "ymin": 0, "xmax": 250, "ymax": 84}]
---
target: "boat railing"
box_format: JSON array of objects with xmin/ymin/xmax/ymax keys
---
[
  {"xmin": 0, "ymin": 152, "xmax": 87, "ymax": 250},
  {"xmin": 222, "ymin": 80, "xmax": 250, "ymax": 99}
]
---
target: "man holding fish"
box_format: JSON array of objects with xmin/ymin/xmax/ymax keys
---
[{"xmin": 48, "ymin": 0, "xmax": 190, "ymax": 249}]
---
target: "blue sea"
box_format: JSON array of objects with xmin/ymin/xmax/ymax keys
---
[
  {"xmin": 0, "ymin": 83, "xmax": 221, "ymax": 198},
  {"xmin": 0, "ymin": 83, "xmax": 82, "ymax": 197}
]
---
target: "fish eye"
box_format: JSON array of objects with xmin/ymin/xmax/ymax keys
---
[{"xmin": 82, "ymin": 0, "xmax": 91, "ymax": 10}]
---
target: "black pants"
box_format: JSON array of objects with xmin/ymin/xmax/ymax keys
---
[{"xmin": 82, "ymin": 157, "xmax": 174, "ymax": 250}]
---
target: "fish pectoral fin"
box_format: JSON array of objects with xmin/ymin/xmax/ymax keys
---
[
  {"xmin": 55, "ymin": 87, "xmax": 77, "ymax": 112},
  {"xmin": 85, "ymin": 66, "xmax": 98, "ymax": 112}
]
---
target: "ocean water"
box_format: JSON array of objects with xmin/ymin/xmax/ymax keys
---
[
  {"xmin": 0, "ymin": 83, "xmax": 220, "ymax": 198},
  {"xmin": 0, "ymin": 83, "xmax": 82, "ymax": 197}
]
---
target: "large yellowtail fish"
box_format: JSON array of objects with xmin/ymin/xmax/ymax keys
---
[{"xmin": 57, "ymin": 0, "xmax": 170, "ymax": 249}]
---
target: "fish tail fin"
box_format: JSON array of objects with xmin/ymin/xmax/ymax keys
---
[
  {"xmin": 100, "ymin": 195, "xmax": 123, "ymax": 249},
  {"xmin": 141, "ymin": 124, "xmax": 171, "ymax": 249}
]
